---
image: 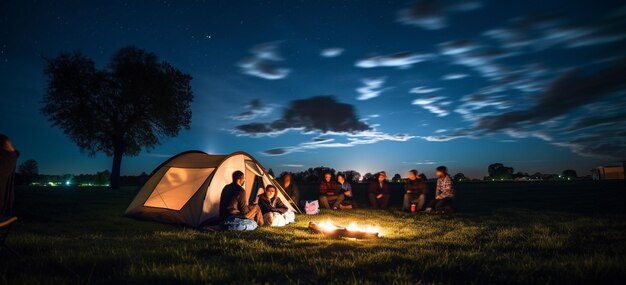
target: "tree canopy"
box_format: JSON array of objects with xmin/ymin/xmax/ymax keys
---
[{"xmin": 42, "ymin": 46, "xmax": 193, "ymax": 188}]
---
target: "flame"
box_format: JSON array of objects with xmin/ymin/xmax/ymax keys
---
[
  {"xmin": 346, "ymin": 222, "xmax": 380, "ymax": 234},
  {"xmin": 318, "ymin": 220, "xmax": 340, "ymax": 231},
  {"xmin": 318, "ymin": 220, "xmax": 381, "ymax": 234}
]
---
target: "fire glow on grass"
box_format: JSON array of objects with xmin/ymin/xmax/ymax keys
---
[{"xmin": 311, "ymin": 220, "xmax": 382, "ymax": 239}]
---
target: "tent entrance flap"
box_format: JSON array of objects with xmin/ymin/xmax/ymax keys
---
[{"xmin": 143, "ymin": 167, "xmax": 214, "ymax": 210}]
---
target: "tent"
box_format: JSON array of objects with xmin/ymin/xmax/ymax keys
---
[{"xmin": 125, "ymin": 151, "xmax": 300, "ymax": 228}]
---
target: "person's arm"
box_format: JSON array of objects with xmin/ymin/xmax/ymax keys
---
[{"xmin": 292, "ymin": 184, "xmax": 300, "ymax": 201}]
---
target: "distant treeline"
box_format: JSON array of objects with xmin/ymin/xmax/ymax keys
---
[{"xmin": 14, "ymin": 159, "xmax": 587, "ymax": 187}]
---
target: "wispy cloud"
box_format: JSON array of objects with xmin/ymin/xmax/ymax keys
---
[
  {"xmin": 397, "ymin": 0, "xmax": 483, "ymax": 30},
  {"xmin": 320, "ymin": 47, "xmax": 344, "ymax": 58},
  {"xmin": 238, "ymin": 42, "xmax": 290, "ymax": 80},
  {"xmin": 356, "ymin": 77, "xmax": 387, "ymax": 100},
  {"xmin": 355, "ymin": 51, "xmax": 432, "ymax": 69},
  {"xmin": 412, "ymin": 95, "xmax": 451, "ymax": 117},
  {"xmin": 442, "ymin": 73, "xmax": 468, "ymax": 80},
  {"xmin": 410, "ymin": 86, "xmax": 442, "ymax": 94},
  {"xmin": 230, "ymin": 99, "xmax": 276, "ymax": 121}
]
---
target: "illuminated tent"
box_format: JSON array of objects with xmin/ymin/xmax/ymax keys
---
[{"xmin": 124, "ymin": 151, "xmax": 300, "ymax": 227}]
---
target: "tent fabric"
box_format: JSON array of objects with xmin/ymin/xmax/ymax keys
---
[
  {"xmin": 143, "ymin": 167, "xmax": 215, "ymax": 210},
  {"xmin": 124, "ymin": 151, "xmax": 300, "ymax": 228}
]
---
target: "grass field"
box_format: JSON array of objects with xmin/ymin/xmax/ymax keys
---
[{"xmin": 1, "ymin": 181, "xmax": 625, "ymax": 284}]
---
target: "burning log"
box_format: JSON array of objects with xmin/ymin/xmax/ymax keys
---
[{"xmin": 308, "ymin": 221, "xmax": 379, "ymax": 239}]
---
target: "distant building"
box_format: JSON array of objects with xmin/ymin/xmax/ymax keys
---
[{"xmin": 592, "ymin": 166, "xmax": 625, "ymax": 180}]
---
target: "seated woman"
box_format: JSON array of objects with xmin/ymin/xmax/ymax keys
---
[
  {"xmin": 368, "ymin": 171, "xmax": 390, "ymax": 209},
  {"xmin": 258, "ymin": 185, "xmax": 295, "ymax": 226},
  {"xmin": 337, "ymin": 173, "xmax": 354, "ymax": 209}
]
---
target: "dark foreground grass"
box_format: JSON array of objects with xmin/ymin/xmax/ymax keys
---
[{"xmin": 1, "ymin": 182, "xmax": 625, "ymax": 284}]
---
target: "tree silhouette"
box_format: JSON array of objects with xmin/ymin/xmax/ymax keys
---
[
  {"xmin": 267, "ymin": 168, "xmax": 275, "ymax": 178},
  {"xmin": 362, "ymin": 172, "xmax": 374, "ymax": 183},
  {"xmin": 488, "ymin": 163, "xmax": 514, "ymax": 180},
  {"xmin": 453, "ymin": 173, "xmax": 467, "ymax": 181},
  {"xmin": 392, "ymin": 173, "xmax": 402, "ymax": 182},
  {"xmin": 18, "ymin": 159, "xmax": 39, "ymax": 184},
  {"xmin": 561, "ymin": 169, "xmax": 578, "ymax": 180},
  {"xmin": 41, "ymin": 46, "xmax": 193, "ymax": 188},
  {"xmin": 340, "ymin": 170, "xmax": 361, "ymax": 183}
]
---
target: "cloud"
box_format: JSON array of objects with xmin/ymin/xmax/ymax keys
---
[
  {"xmin": 565, "ymin": 112, "xmax": 626, "ymax": 132},
  {"xmin": 234, "ymin": 96, "xmax": 371, "ymax": 137},
  {"xmin": 320, "ymin": 48, "xmax": 344, "ymax": 58},
  {"xmin": 238, "ymin": 42, "xmax": 290, "ymax": 80},
  {"xmin": 484, "ymin": 13, "xmax": 626, "ymax": 52},
  {"xmin": 397, "ymin": 0, "xmax": 483, "ymax": 30},
  {"xmin": 357, "ymin": 77, "xmax": 387, "ymax": 100},
  {"xmin": 230, "ymin": 99, "xmax": 275, "ymax": 121},
  {"xmin": 553, "ymin": 128, "xmax": 626, "ymax": 158},
  {"xmin": 475, "ymin": 59, "xmax": 626, "ymax": 132},
  {"xmin": 355, "ymin": 51, "xmax": 432, "ymax": 69},
  {"xmin": 262, "ymin": 131, "xmax": 414, "ymax": 156},
  {"xmin": 410, "ymin": 86, "xmax": 442, "ymax": 94},
  {"xmin": 412, "ymin": 95, "xmax": 451, "ymax": 116},
  {"xmin": 281, "ymin": 164, "xmax": 304, "ymax": 168},
  {"xmin": 442, "ymin": 73, "xmax": 468, "ymax": 80},
  {"xmin": 419, "ymin": 134, "xmax": 467, "ymax": 142},
  {"xmin": 231, "ymin": 96, "xmax": 414, "ymax": 156}
]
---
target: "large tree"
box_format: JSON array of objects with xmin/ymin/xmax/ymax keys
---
[
  {"xmin": 488, "ymin": 163, "xmax": 514, "ymax": 180},
  {"xmin": 18, "ymin": 159, "xmax": 39, "ymax": 184},
  {"xmin": 42, "ymin": 46, "xmax": 193, "ymax": 188}
]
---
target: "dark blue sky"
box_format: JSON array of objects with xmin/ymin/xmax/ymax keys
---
[{"xmin": 1, "ymin": 0, "xmax": 625, "ymax": 179}]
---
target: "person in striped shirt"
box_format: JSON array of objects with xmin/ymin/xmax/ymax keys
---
[{"xmin": 425, "ymin": 166, "xmax": 455, "ymax": 214}]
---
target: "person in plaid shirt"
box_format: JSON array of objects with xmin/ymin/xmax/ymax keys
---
[{"xmin": 425, "ymin": 166, "xmax": 455, "ymax": 213}]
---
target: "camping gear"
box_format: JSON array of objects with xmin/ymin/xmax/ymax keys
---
[
  {"xmin": 221, "ymin": 216, "xmax": 258, "ymax": 231},
  {"xmin": 125, "ymin": 151, "xmax": 300, "ymax": 228},
  {"xmin": 0, "ymin": 216, "xmax": 18, "ymax": 256},
  {"xmin": 304, "ymin": 200, "xmax": 319, "ymax": 215}
]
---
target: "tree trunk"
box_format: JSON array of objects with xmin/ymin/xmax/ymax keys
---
[{"xmin": 110, "ymin": 143, "xmax": 124, "ymax": 189}]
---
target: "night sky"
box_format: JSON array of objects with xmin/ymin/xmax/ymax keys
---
[{"xmin": 1, "ymin": 0, "xmax": 625, "ymax": 179}]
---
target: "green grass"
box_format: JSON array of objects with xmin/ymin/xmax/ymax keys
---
[{"xmin": 2, "ymin": 182, "xmax": 625, "ymax": 284}]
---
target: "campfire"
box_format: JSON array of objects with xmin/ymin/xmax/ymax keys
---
[{"xmin": 308, "ymin": 220, "xmax": 381, "ymax": 239}]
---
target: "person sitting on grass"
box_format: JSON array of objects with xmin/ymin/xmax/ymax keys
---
[
  {"xmin": 219, "ymin": 170, "xmax": 264, "ymax": 226},
  {"xmin": 403, "ymin": 169, "xmax": 428, "ymax": 212},
  {"xmin": 319, "ymin": 172, "xmax": 344, "ymax": 209},
  {"xmin": 258, "ymin": 185, "xmax": 295, "ymax": 226},
  {"xmin": 281, "ymin": 173, "xmax": 300, "ymax": 207},
  {"xmin": 425, "ymin": 166, "xmax": 455, "ymax": 214},
  {"xmin": 337, "ymin": 173, "xmax": 354, "ymax": 210},
  {"xmin": 0, "ymin": 134, "xmax": 19, "ymax": 217},
  {"xmin": 368, "ymin": 171, "xmax": 390, "ymax": 209}
]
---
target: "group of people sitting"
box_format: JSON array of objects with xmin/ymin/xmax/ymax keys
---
[
  {"xmin": 317, "ymin": 166, "xmax": 455, "ymax": 213},
  {"xmin": 218, "ymin": 170, "xmax": 295, "ymax": 227},
  {"xmin": 218, "ymin": 166, "xmax": 456, "ymax": 229}
]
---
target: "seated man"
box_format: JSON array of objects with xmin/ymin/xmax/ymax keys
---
[
  {"xmin": 319, "ymin": 172, "xmax": 344, "ymax": 209},
  {"xmin": 368, "ymin": 172, "xmax": 390, "ymax": 209},
  {"xmin": 258, "ymin": 185, "xmax": 295, "ymax": 226},
  {"xmin": 425, "ymin": 166, "xmax": 455, "ymax": 214},
  {"xmin": 337, "ymin": 173, "xmax": 354, "ymax": 209},
  {"xmin": 403, "ymin": 169, "xmax": 428, "ymax": 212},
  {"xmin": 219, "ymin": 170, "xmax": 264, "ymax": 226}
]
